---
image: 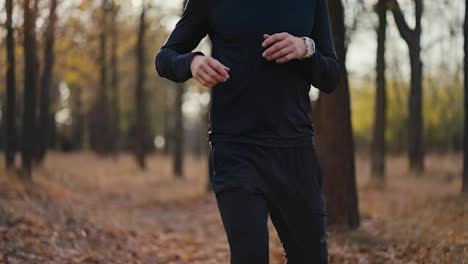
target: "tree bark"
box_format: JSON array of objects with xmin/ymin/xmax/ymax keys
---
[
  {"xmin": 173, "ymin": 83, "xmax": 184, "ymax": 177},
  {"xmin": 36, "ymin": 0, "xmax": 58, "ymax": 163},
  {"xmin": 312, "ymin": 0, "xmax": 360, "ymax": 229},
  {"xmin": 463, "ymin": 0, "xmax": 467, "ymax": 193},
  {"xmin": 173, "ymin": 0, "xmax": 189, "ymax": 178},
  {"xmin": 21, "ymin": 0, "xmax": 39, "ymax": 179},
  {"xmin": 4, "ymin": 0, "xmax": 17, "ymax": 169},
  {"xmin": 389, "ymin": 0, "xmax": 424, "ymax": 173},
  {"xmin": 90, "ymin": 0, "xmax": 114, "ymax": 155},
  {"xmin": 134, "ymin": 3, "xmax": 148, "ymax": 169},
  {"xmin": 110, "ymin": 0, "xmax": 121, "ymax": 154},
  {"xmin": 370, "ymin": 0, "xmax": 387, "ymax": 183}
]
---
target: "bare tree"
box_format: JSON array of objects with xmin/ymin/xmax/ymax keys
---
[
  {"xmin": 173, "ymin": 82, "xmax": 184, "ymax": 177},
  {"xmin": 313, "ymin": 0, "xmax": 360, "ymax": 228},
  {"xmin": 89, "ymin": 0, "xmax": 114, "ymax": 155},
  {"xmin": 173, "ymin": 0, "xmax": 189, "ymax": 178},
  {"xmin": 21, "ymin": 0, "xmax": 40, "ymax": 179},
  {"xmin": 134, "ymin": 2, "xmax": 148, "ymax": 169},
  {"xmin": 388, "ymin": 0, "xmax": 424, "ymax": 173},
  {"xmin": 110, "ymin": 0, "xmax": 121, "ymax": 154},
  {"xmin": 36, "ymin": 0, "xmax": 58, "ymax": 163},
  {"xmin": 463, "ymin": 0, "xmax": 467, "ymax": 194},
  {"xmin": 370, "ymin": 0, "xmax": 387, "ymax": 184},
  {"xmin": 4, "ymin": 0, "xmax": 17, "ymax": 170}
]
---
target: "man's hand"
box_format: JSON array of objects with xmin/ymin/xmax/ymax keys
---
[
  {"xmin": 190, "ymin": 55, "xmax": 230, "ymax": 87},
  {"xmin": 261, "ymin": 33, "xmax": 308, "ymax": 64}
]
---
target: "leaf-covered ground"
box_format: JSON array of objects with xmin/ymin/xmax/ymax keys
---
[{"xmin": 0, "ymin": 152, "xmax": 466, "ymax": 263}]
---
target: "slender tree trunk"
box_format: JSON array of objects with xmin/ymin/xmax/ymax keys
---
[
  {"xmin": 463, "ymin": 0, "xmax": 467, "ymax": 193},
  {"xmin": 36, "ymin": 0, "xmax": 58, "ymax": 163},
  {"xmin": 135, "ymin": 4, "xmax": 147, "ymax": 169},
  {"xmin": 22, "ymin": 0, "xmax": 39, "ymax": 179},
  {"xmin": 71, "ymin": 87, "xmax": 84, "ymax": 150},
  {"xmin": 389, "ymin": 0, "xmax": 424, "ymax": 173},
  {"xmin": 5, "ymin": 0, "xmax": 17, "ymax": 169},
  {"xmin": 110, "ymin": 1, "xmax": 121, "ymax": 154},
  {"xmin": 173, "ymin": 83, "xmax": 184, "ymax": 177},
  {"xmin": 408, "ymin": 45, "xmax": 424, "ymax": 172},
  {"xmin": 90, "ymin": 0, "xmax": 114, "ymax": 155},
  {"xmin": 313, "ymin": 0, "xmax": 360, "ymax": 229},
  {"xmin": 100, "ymin": 0, "xmax": 109, "ymax": 112},
  {"xmin": 173, "ymin": 0, "xmax": 189, "ymax": 177},
  {"xmin": 370, "ymin": 0, "xmax": 387, "ymax": 183},
  {"xmin": 163, "ymin": 97, "xmax": 172, "ymax": 155}
]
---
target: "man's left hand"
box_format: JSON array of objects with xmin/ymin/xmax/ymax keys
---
[{"xmin": 261, "ymin": 33, "xmax": 307, "ymax": 64}]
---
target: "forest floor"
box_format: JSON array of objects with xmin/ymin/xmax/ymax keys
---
[{"xmin": 0, "ymin": 152, "xmax": 466, "ymax": 264}]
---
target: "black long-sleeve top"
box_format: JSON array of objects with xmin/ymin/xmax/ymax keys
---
[{"xmin": 155, "ymin": 0, "xmax": 339, "ymax": 147}]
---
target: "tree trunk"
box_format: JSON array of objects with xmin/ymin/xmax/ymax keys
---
[
  {"xmin": 71, "ymin": 87, "xmax": 84, "ymax": 150},
  {"xmin": 110, "ymin": 1, "xmax": 121, "ymax": 154},
  {"xmin": 89, "ymin": 0, "xmax": 115, "ymax": 155},
  {"xmin": 4, "ymin": 0, "xmax": 17, "ymax": 170},
  {"xmin": 370, "ymin": 0, "xmax": 387, "ymax": 184},
  {"xmin": 36, "ymin": 0, "xmax": 58, "ymax": 163},
  {"xmin": 408, "ymin": 46, "xmax": 424, "ymax": 173},
  {"xmin": 173, "ymin": 83, "xmax": 184, "ymax": 177},
  {"xmin": 173, "ymin": 0, "xmax": 189, "ymax": 178},
  {"xmin": 313, "ymin": 0, "xmax": 360, "ymax": 229},
  {"xmin": 135, "ymin": 4, "xmax": 147, "ymax": 169},
  {"xmin": 389, "ymin": 0, "xmax": 424, "ymax": 173},
  {"xmin": 463, "ymin": 0, "xmax": 467, "ymax": 193},
  {"xmin": 21, "ymin": 0, "xmax": 39, "ymax": 179}
]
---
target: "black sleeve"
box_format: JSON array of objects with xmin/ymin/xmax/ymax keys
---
[
  {"xmin": 298, "ymin": 0, "xmax": 340, "ymax": 93},
  {"xmin": 154, "ymin": 0, "xmax": 210, "ymax": 83}
]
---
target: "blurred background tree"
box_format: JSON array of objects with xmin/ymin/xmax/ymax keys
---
[{"xmin": 463, "ymin": 0, "xmax": 467, "ymax": 194}]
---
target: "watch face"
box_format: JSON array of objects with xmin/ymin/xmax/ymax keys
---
[
  {"xmin": 301, "ymin": 37, "xmax": 315, "ymax": 59},
  {"xmin": 308, "ymin": 38, "xmax": 315, "ymax": 53}
]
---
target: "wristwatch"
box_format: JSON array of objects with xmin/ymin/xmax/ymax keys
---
[{"xmin": 300, "ymin": 36, "xmax": 316, "ymax": 59}]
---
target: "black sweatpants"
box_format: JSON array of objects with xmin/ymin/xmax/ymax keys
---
[{"xmin": 208, "ymin": 141, "xmax": 328, "ymax": 264}]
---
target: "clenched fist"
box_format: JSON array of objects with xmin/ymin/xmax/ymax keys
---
[
  {"xmin": 190, "ymin": 55, "xmax": 230, "ymax": 88},
  {"xmin": 262, "ymin": 33, "xmax": 308, "ymax": 63}
]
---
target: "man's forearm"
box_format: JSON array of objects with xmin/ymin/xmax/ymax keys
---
[{"xmin": 155, "ymin": 48, "xmax": 205, "ymax": 83}]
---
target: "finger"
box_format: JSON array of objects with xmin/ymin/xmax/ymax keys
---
[
  {"xmin": 207, "ymin": 59, "xmax": 230, "ymax": 80},
  {"xmin": 262, "ymin": 39, "xmax": 290, "ymax": 58},
  {"xmin": 202, "ymin": 63, "xmax": 226, "ymax": 83},
  {"xmin": 197, "ymin": 70, "xmax": 215, "ymax": 87},
  {"xmin": 275, "ymin": 53, "xmax": 295, "ymax": 64},
  {"xmin": 209, "ymin": 58, "xmax": 230, "ymax": 71},
  {"xmin": 262, "ymin": 32, "xmax": 288, "ymax": 48},
  {"xmin": 202, "ymin": 68, "xmax": 220, "ymax": 86},
  {"xmin": 268, "ymin": 46, "xmax": 295, "ymax": 61},
  {"xmin": 263, "ymin": 33, "xmax": 271, "ymax": 39},
  {"xmin": 195, "ymin": 74, "xmax": 210, "ymax": 87}
]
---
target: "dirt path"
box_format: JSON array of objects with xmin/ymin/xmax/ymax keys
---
[{"xmin": 0, "ymin": 152, "xmax": 466, "ymax": 263}]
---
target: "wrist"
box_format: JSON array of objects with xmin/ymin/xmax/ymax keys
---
[
  {"xmin": 190, "ymin": 51, "xmax": 205, "ymax": 75},
  {"xmin": 298, "ymin": 37, "xmax": 308, "ymax": 59},
  {"xmin": 300, "ymin": 36, "xmax": 316, "ymax": 60}
]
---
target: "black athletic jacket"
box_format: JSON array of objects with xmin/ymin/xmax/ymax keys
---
[{"xmin": 155, "ymin": 0, "xmax": 339, "ymax": 146}]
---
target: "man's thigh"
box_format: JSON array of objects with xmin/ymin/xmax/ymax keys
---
[
  {"xmin": 209, "ymin": 142, "xmax": 270, "ymax": 264},
  {"xmin": 215, "ymin": 189, "xmax": 270, "ymax": 264},
  {"xmin": 260, "ymin": 145, "xmax": 328, "ymax": 264}
]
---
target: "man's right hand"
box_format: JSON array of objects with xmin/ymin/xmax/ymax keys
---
[{"xmin": 190, "ymin": 55, "xmax": 230, "ymax": 88}]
